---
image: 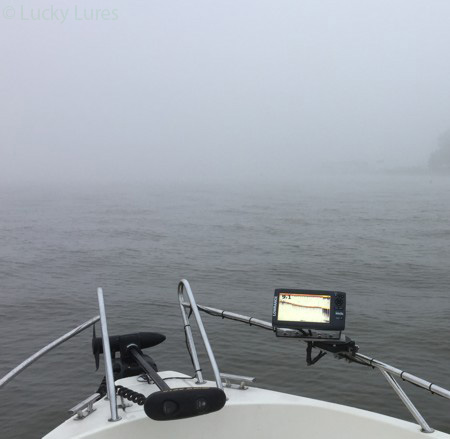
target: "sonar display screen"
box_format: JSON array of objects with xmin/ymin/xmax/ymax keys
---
[{"xmin": 277, "ymin": 293, "xmax": 331, "ymax": 324}]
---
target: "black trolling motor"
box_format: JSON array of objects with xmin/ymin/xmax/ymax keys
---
[{"xmin": 92, "ymin": 327, "xmax": 226, "ymax": 421}]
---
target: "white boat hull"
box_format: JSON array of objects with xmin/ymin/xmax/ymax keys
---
[{"xmin": 44, "ymin": 371, "xmax": 450, "ymax": 439}]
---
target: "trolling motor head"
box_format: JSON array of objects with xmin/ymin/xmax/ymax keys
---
[
  {"xmin": 92, "ymin": 329, "xmax": 166, "ymax": 366},
  {"xmin": 92, "ymin": 328, "xmax": 166, "ymax": 376}
]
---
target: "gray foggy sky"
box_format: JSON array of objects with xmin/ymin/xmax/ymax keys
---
[{"xmin": 1, "ymin": 0, "xmax": 450, "ymax": 184}]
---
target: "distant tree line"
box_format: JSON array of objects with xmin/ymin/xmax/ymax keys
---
[{"xmin": 429, "ymin": 130, "xmax": 450, "ymax": 172}]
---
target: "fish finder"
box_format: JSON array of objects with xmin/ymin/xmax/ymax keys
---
[{"xmin": 272, "ymin": 289, "xmax": 346, "ymax": 332}]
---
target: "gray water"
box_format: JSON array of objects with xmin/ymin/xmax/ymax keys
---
[{"xmin": 0, "ymin": 175, "xmax": 449, "ymax": 438}]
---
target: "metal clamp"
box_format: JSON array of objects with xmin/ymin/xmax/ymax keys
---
[
  {"xmin": 69, "ymin": 393, "xmax": 100, "ymax": 420},
  {"xmin": 221, "ymin": 373, "xmax": 256, "ymax": 390}
]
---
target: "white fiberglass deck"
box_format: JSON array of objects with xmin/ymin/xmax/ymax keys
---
[{"xmin": 44, "ymin": 371, "xmax": 450, "ymax": 439}]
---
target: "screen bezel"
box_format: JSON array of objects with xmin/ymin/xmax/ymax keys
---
[{"xmin": 272, "ymin": 288, "xmax": 345, "ymax": 331}]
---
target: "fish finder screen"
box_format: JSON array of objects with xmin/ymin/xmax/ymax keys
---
[{"xmin": 277, "ymin": 293, "xmax": 331, "ymax": 324}]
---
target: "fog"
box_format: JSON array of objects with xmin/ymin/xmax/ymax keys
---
[{"xmin": 1, "ymin": 0, "xmax": 450, "ymax": 185}]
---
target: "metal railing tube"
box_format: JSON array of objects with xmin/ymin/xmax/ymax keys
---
[
  {"xmin": 97, "ymin": 288, "xmax": 120, "ymax": 422},
  {"xmin": 178, "ymin": 280, "xmax": 223, "ymax": 390},
  {"xmin": 182, "ymin": 302, "xmax": 284, "ymax": 331},
  {"xmin": 178, "ymin": 299, "xmax": 205, "ymax": 384},
  {"xmin": 354, "ymin": 353, "xmax": 450, "ymax": 400},
  {"xmin": 0, "ymin": 316, "xmax": 100, "ymax": 389},
  {"xmin": 380, "ymin": 369, "xmax": 434, "ymax": 433}
]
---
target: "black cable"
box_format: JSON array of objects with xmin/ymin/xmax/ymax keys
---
[
  {"xmin": 116, "ymin": 385, "xmax": 146, "ymax": 406},
  {"xmin": 163, "ymin": 375, "xmax": 196, "ymax": 381}
]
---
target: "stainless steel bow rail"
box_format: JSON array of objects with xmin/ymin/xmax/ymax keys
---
[
  {"xmin": 0, "ymin": 287, "xmax": 121, "ymax": 423},
  {"xmin": 0, "ymin": 316, "xmax": 100, "ymax": 389},
  {"xmin": 179, "ymin": 300, "xmax": 450, "ymax": 434},
  {"xmin": 178, "ymin": 279, "xmax": 223, "ymax": 390},
  {"xmin": 97, "ymin": 287, "xmax": 121, "ymax": 422}
]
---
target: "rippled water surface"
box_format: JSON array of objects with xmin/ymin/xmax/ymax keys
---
[{"xmin": 0, "ymin": 176, "xmax": 449, "ymax": 438}]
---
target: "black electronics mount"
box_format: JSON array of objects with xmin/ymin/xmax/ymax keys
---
[
  {"xmin": 273, "ymin": 327, "xmax": 358, "ymax": 365},
  {"xmin": 304, "ymin": 334, "xmax": 358, "ymax": 366}
]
